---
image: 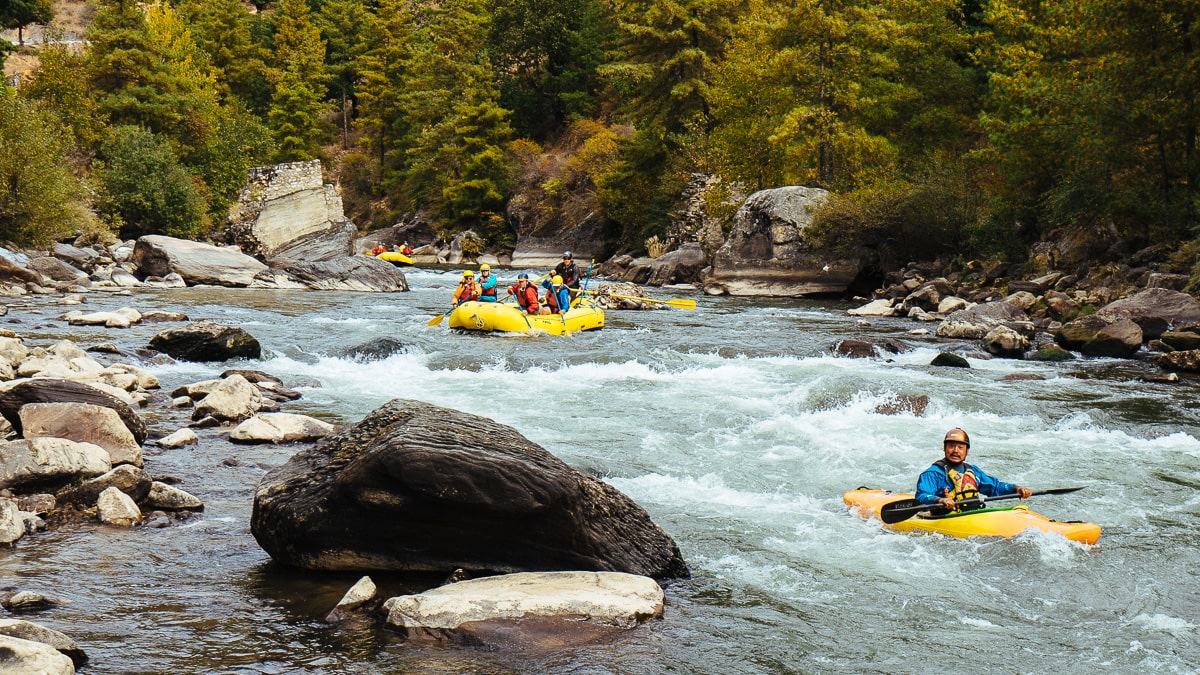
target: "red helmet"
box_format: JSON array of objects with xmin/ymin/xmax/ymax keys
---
[{"xmin": 943, "ymin": 428, "xmax": 970, "ymax": 448}]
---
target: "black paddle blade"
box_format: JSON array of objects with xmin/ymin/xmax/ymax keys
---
[
  {"xmin": 880, "ymin": 498, "xmax": 927, "ymax": 524},
  {"xmin": 1037, "ymin": 486, "xmax": 1087, "ymax": 496}
]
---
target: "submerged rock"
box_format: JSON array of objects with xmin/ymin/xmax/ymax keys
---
[{"xmin": 251, "ymin": 399, "xmax": 689, "ymax": 580}]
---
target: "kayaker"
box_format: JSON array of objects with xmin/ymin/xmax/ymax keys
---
[
  {"xmin": 915, "ymin": 428, "xmax": 1032, "ymax": 512},
  {"xmin": 478, "ymin": 264, "xmax": 498, "ymax": 302},
  {"xmin": 553, "ymin": 251, "xmax": 580, "ymax": 290},
  {"xmin": 541, "ymin": 275, "xmax": 571, "ymax": 314},
  {"xmin": 508, "ymin": 273, "xmax": 540, "ymax": 314},
  {"xmin": 451, "ymin": 270, "xmax": 481, "ymax": 307}
]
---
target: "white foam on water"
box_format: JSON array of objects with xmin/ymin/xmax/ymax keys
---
[{"xmin": 1128, "ymin": 613, "xmax": 1196, "ymax": 635}]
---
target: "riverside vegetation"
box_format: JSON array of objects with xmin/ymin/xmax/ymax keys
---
[{"xmin": 1, "ymin": 0, "xmax": 1199, "ymax": 291}]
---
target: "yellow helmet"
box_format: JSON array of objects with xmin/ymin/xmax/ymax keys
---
[
  {"xmin": 462, "ymin": 270, "xmax": 474, "ymax": 277},
  {"xmin": 480, "ymin": 263, "xmax": 491, "ymax": 271},
  {"xmin": 552, "ymin": 275, "xmax": 563, "ymax": 285}
]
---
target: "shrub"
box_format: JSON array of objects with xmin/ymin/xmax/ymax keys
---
[{"xmin": 95, "ymin": 125, "xmax": 209, "ymax": 239}]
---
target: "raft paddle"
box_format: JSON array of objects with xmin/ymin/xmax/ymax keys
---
[
  {"xmin": 603, "ymin": 292, "xmax": 697, "ymax": 310},
  {"xmin": 879, "ymin": 487, "xmax": 1088, "ymax": 524}
]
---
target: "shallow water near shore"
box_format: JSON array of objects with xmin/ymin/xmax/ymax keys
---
[{"xmin": 3, "ymin": 268, "xmax": 1199, "ymax": 673}]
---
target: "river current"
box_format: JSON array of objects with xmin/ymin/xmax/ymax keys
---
[{"xmin": 2, "ymin": 267, "xmax": 1199, "ymax": 674}]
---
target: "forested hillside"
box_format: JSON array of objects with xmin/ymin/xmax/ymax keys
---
[{"xmin": 1, "ymin": 0, "xmax": 1197, "ymax": 282}]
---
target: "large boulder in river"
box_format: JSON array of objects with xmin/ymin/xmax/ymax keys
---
[
  {"xmin": 704, "ymin": 186, "xmax": 859, "ymax": 297},
  {"xmin": 0, "ymin": 634, "xmax": 75, "ymax": 674},
  {"xmin": 0, "ymin": 619, "xmax": 88, "ymax": 669},
  {"xmin": 1055, "ymin": 313, "xmax": 1144, "ymax": 357},
  {"xmin": 1096, "ymin": 288, "xmax": 1200, "ymax": 340},
  {"xmin": 0, "ymin": 437, "xmax": 112, "ymax": 491},
  {"xmin": 272, "ymin": 256, "xmax": 408, "ymax": 292},
  {"xmin": 148, "ymin": 321, "xmax": 262, "ymax": 362},
  {"xmin": 936, "ymin": 300, "xmax": 1031, "ymax": 339},
  {"xmin": 0, "ymin": 378, "xmax": 147, "ymax": 444},
  {"xmin": 251, "ymin": 399, "xmax": 689, "ymax": 580},
  {"xmin": 133, "ymin": 235, "xmax": 268, "ymax": 287}
]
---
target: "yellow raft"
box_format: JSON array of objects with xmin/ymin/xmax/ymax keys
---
[
  {"xmin": 366, "ymin": 251, "xmax": 414, "ymax": 266},
  {"xmin": 843, "ymin": 488, "xmax": 1101, "ymax": 544},
  {"xmin": 447, "ymin": 301, "xmax": 604, "ymax": 335}
]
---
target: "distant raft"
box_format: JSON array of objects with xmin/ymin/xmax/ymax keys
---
[
  {"xmin": 843, "ymin": 488, "xmax": 1101, "ymax": 544},
  {"xmin": 447, "ymin": 301, "xmax": 604, "ymax": 335},
  {"xmin": 366, "ymin": 251, "xmax": 414, "ymax": 266}
]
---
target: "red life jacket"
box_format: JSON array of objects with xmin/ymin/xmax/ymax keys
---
[
  {"xmin": 545, "ymin": 286, "xmax": 565, "ymax": 313},
  {"xmin": 512, "ymin": 283, "xmax": 539, "ymax": 313}
]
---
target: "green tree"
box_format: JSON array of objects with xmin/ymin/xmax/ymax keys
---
[
  {"xmin": 174, "ymin": 0, "xmax": 270, "ymax": 113},
  {"xmin": 979, "ymin": 0, "xmax": 1200, "ymax": 249},
  {"xmin": 1, "ymin": 0, "xmax": 53, "ymax": 47},
  {"xmin": 354, "ymin": 0, "xmax": 413, "ymax": 188},
  {"xmin": 0, "ymin": 92, "xmax": 86, "ymax": 245},
  {"xmin": 95, "ymin": 125, "xmax": 207, "ymax": 239},
  {"xmin": 267, "ymin": 0, "xmax": 329, "ymax": 161},
  {"xmin": 398, "ymin": 0, "xmax": 513, "ymax": 229},
  {"xmin": 486, "ymin": 0, "xmax": 610, "ymax": 139},
  {"xmin": 19, "ymin": 41, "xmax": 108, "ymax": 148},
  {"xmin": 316, "ymin": 0, "xmax": 372, "ymax": 149}
]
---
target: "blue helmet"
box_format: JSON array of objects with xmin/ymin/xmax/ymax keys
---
[{"xmin": 517, "ymin": 273, "xmax": 529, "ymax": 280}]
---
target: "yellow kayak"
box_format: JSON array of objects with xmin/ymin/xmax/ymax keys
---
[
  {"xmin": 843, "ymin": 488, "xmax": 1101, "ymax": 544},
  {"xmin": 447, "ymin": 301, "xmax": 604, "ymax": 335},
  {"xmin": 366, "ymin": 251, "xmax": 414, "ymax": 266}
]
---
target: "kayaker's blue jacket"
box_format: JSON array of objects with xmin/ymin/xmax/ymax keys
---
[
  {"xmin": 478, "ymin": 273, "xmax": 498, "ymax": 301},
  {"xmin": 915, "ymin": 461, "xmax": 1018, "ymax": 505},
  {"xmin": 541, "ymin": 280, "xmax": 571, "ymax": 314}
]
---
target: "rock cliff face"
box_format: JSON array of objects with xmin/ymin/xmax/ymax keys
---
[{"xmin": 704, "ymin": 186, "xmax": 861, "ymax": 297}]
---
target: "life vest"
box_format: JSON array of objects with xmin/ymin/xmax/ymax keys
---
[
  {"xmin": 401, "ymin": 245, "xmax": 414, "ymax": 255},
  {"xmin": 371, "ymin": 245, "xmax": 386, "ymax": 255},
  {"xmin": 512, "ymin": 284, "xmax": 539, "ymax": 313},
  {"xmin": 479, "ymin": 275, "xmax": 497, "ymax": 299},
  {"xmin": 545, "ymin": 286, "xmax": 565, "ymax": 313},
  {"xmin": 454, "ymin": 281, "xmax": 479, "ymax": 304},
  {"xmin": 935, "ymin": 459, "xmax": 981, "ymax": 509},
  {"xmin": 555, "ymin": 262, "xmax": 580, "ymax": 287}
]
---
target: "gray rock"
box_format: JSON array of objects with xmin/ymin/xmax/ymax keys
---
[
  {"xmin": 0, "ymin": 591, "xmax": 58, "ymax": 612},
  {"xmin": 706, "ymin": 186, "xmax": 859, "ymax": 296},
  {"xmin": 0, "ymin": 500, "xmax": 24, "ymax": 544},
  {"xmin": 192, "ymin": 374, "xmax": 263, "ymax": 423},
  {"xmin": 271, "ymin": 255, "xmax": 408, "ymax": 292},
  {"xmin": 0, "ymin": 635, "xmax": 74, "ymax": 674},
  {"xmin": 148, "ymin": 321, "xmax": 262, "ymax": 362},
  {"xmin": 0, "ymin": 378, "xmax": 147, "ymax": 444},
  {"xmin": 382, "ymin": 571, "xmax": 664, "ymax": 645},
  {"xmin": 982, "ymin": 326, "xmax": 1030, "ymax": 359},
  {"xmin": 133, "ymin": 235, "xmax": 268, "ymax": 287},
  {"xmin": 97, "ymin": 486, "xmax": 141, "ymax": 526},
  {"xmin": 1056, "ymin": 314, "xmax": 1143, "ymax": 357},
  {"xmin": 0, "ymin": 438, "xmax": 111, "ymax": 492},
  {"xmin": 229, "ymin": 413, "xmax": 334, "ymax": 444},
  {"xmin": 55, "ymin": 464, "xmax": 152, "ymax": 506},
  {"xmin": 1100, "ymin": 288, "xmax": 1200, "ymax": 339},
  {"xmin": 0, "ymin": 618, "xmax": 87, "ymax": 668},
  {"xmin": 143, "ymin": 482, "xmax": 203, "ymax": 511},
  {"xmin": 325, "ymin": 576, "xmax": 377, "ymax": 623},
  {"xmin": 1155, "ymin": 349, "xmax": 1200, "ymax": 373},
  {"xmin": 251, "ymin": 398, "xmax": 689, "ymax": 579},
  {"xmin": 156, "ymin": 428, "xmax": 198, "ymax": 449},
  {"xmin": 27, "ymin": 256, "xmax": 90, "ymax": 285},
  {"xmin": 19, "ymin": 402, "xmax": 143, "ymax": 467},
  {"xmin": 931, "ymin": 352, "xmax": 971, "ymax": 368}
]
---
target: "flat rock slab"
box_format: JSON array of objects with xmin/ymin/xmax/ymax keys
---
[{"xmin": 383, "ymin": 571, "xmax": 664, "ymax": 645}]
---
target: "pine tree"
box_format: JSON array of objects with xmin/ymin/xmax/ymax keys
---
[
  {"xmin": 1, "ymin": 0, "xmax": 53, "ymax": 47},
  {"xmin": 174, "ymin": 0, "xmax": 270, "ymax": 113},
  {"xmin": 316, "ymin": 0, "xmax": 372, "ymax": 149},
  {"xmin": 267, "ymin": 0, "xmax": 329, "ymax": 161},
  {"xmin": 354, "ymin": 0, "xmax": 413, "ymax": 188}
]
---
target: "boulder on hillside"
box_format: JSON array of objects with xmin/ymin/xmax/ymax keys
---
[
  {"xmin": 1098, "ymin": 288, "xmax": 1200, "ymax": 339},
  {"xmin": 147, "ymin": 321, "xmax": 262, "ymax": 362},
  {"xmin": 382, "ymin": 571, "xmax": 665, "ymax": 645},
  {"xmin": 0, "ymin": 378, "xmax": 147, "ymax": 444},
  {"xmin": 133, "ymin": 235, "xmax": 268, "ymax": 287},
  {"xmin": 704, "ymin": 186, "xmax": 860, "ymax": 297},
  {"xmin": 251, "ymin": 398, "xmax": 689, "ymax": 580}
]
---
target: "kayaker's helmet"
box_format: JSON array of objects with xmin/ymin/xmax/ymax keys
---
[
  {"xmin": 563, "ymin": 251, "xmax": 572, "ymax": 259},
  {"xmin": 943, "ymin": 428, "xmax": 970, "ymax": 448},
  {"xmin": 462, "ymin": 270, "xmax": 474, "ymax": 278},
  {"xmin": 480, "ymin": 263, "xmax": 491, "ymax": 272},
  {"xmin": 552, "ymin": 275, "xmax": 564, "ymax": 285}
]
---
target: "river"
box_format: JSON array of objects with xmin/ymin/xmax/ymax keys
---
[{"xmin": 2, "ymin": 266, "xmax": 1198, "ymax": 674}]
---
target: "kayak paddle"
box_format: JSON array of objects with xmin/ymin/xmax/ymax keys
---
[{"xmin": 879, "ymin": 486, "xmax": 1088, "ymax": 524}]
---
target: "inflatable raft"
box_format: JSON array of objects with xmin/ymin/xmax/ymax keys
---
[
  {"xmin": 447, "ymin": 301, "xmax": 604, "ymax": 335},
  {"xmin": 366, "ymin": 251, "xmax": 414, "ymax": 266},
  {"xmin": 843, "ymin": 488, "xmax": 1101, "ymax": 544}
]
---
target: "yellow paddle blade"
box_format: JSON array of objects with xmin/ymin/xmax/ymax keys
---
[{"xmin": 427, "ymin": 311, "xmax": 449, "ymax": 326}]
